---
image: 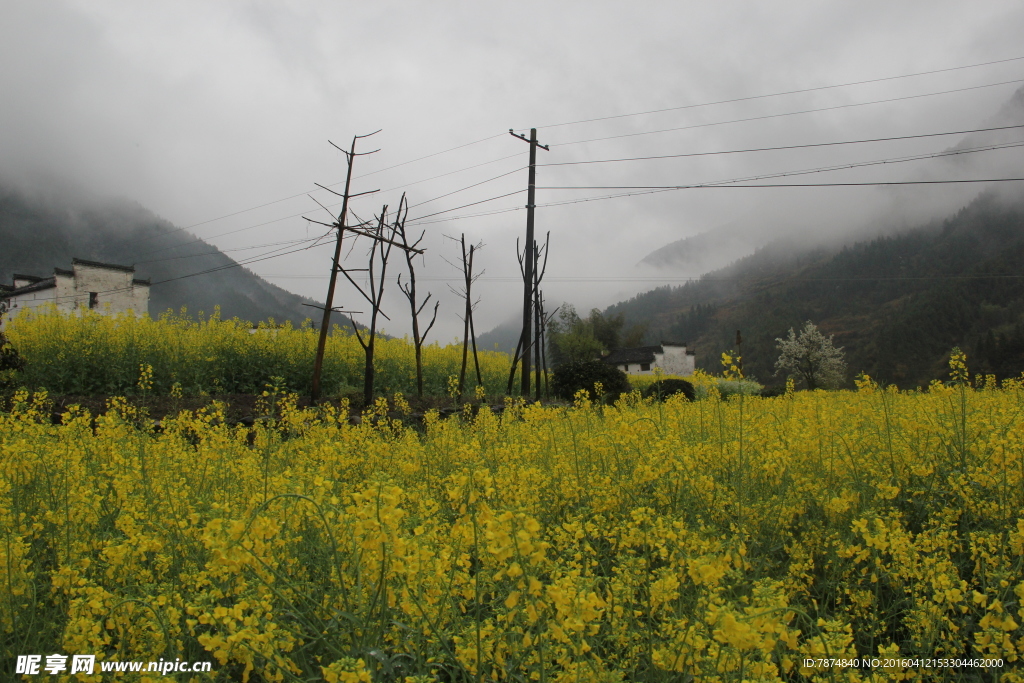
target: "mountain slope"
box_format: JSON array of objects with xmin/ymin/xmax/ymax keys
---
[
  {"xmin": 604, "ymin": 191, "xmax": 1024, "ymax": 388},
  {"xmin": 0, "ymin": 185, "xmax": 328, "ymax": 326}
]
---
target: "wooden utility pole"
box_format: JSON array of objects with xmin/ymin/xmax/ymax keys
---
[
  {"xmin": 309, "ymin": 131, "xmax": 381, "ymax": 401},
  {"xmin": 509, "ymin": 128, "xmax": 548, "ymax": 397}
]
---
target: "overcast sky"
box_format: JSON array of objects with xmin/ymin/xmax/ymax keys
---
[{"xmin": 2, "ymin": 1, "xmax": 1024, "ymax": 340}]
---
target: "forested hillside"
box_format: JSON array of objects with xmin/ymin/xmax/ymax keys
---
[
  {"xmin": 0, "ymin": 185, "xmax": 326, "ymax": 326},
  {"xmin": 606, "ymin": 191, "xmax": 1024, "ymax": 388}
]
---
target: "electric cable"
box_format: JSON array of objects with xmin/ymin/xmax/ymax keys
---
[
  {"xmin": 539, "ymin": 140, "xmax": 1024, "ymax": 191},
  {"xmin": 134, "ymin": 154, "xmax": 525, "ymax": 258},
  {"xmin": 550, "ymin": 78, "xmax": 1024, "ymax": 147},
  {"xmin": 539, "ymin": 124, "xmax": 1024, "ymax": 167},
  {"xmin": 124, "ymin": 134, "xmax": 510, "ymax": 250},
  {"xmin": 521, "ymin": 54, "xmax": 1024, "ymax": 130}
]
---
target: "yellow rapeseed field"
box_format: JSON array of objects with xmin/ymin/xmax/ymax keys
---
[
  {"xmin": 2, "ymin": 346, "xmax": 1023, "ymax": 681},
  {"xmin": 4, "ymin": 307, "xmax": 513, "ymax": 398}
]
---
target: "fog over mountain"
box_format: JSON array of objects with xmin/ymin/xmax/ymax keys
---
[
  {"xmin": 636, "ymin": 85, "xmax": 1024, "ymax": 281},
  {"xmin": 1, "ymin": 2, "xmax": 1023, "ymax": 342},
  {"xmin": 0, "ymin": 184, "xmax": 324, "ymax": 327}
]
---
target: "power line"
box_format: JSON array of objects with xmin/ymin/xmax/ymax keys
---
[
  {"xmin": 523, "ymin": 54, "xmax": 1024, "ymax": 130},
  {"xmin": 356, "ymin": 132, "xmax": 507, "ymax": 179},
  {"xmin": 551, "ymin": 78, "xmax": 1024, "ymax": 147},
  {"xmin": 404, "ymin": 175, "xmax": 1024, "ymax": 226},
  {"xmin": 407, "ymin": 189, "xmax": 526, "ymax": 223},
  {"xmin": 123, "ymin": 134, "xmax": 509, "ymax": 250},
  {"xmin": 541, "ymin": 140, "xmax": 1024, "ymax": 190},
  {"xmin": 261, "ymin": 273, "xmax": 1024, "ymax": 283},
  {"xmin": 134, "ymin": 152, "xmax": 525, "ymax": 258},
  {"xmin": 403, "ymin": 172, "xmax": 1024, "ymax": 229},
  {"xmin": 541, "ymin": 178, "xmax": 1024, "ymax": 191},
  {"xmin": 401, "ymin": 143, "xmax": 1024, "ymax": 227},
  {"xmin": 113, "ymin": 77, "xmax": 1024, "ymax": 257},
  {"xmin": 404, "ymin": 203, "xmax": 526, "ymax": 227},
  {"xmin": 539, "ymin": 124, "xmax": 1024, "ymax": 167},
  {"xmin": 406, "ymin": 166, "xmax": 526, "ymax": 209},
  {"xmin": 135, "ymin": 236, "xmax": 327, "ymax": 265},
  {"xmin": 83, "ymin": 59, "xmax": 1024, "ymax": 256}
]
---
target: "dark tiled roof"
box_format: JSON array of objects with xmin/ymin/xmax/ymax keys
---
[
  {"xmin": 661, "ymin": 340, "xmax": 695, "ymax": 355},
  {"xmin": 0, "ymin": 284, "xmax": 12, "ymax": 293},
  {"xmin": 54, "ymin": 268, "xmax": 74, "ymax": 277},
  {"xmin": 72, "ymin": 258, "xmax": 135, "ymax": 273},
  {"xmin": 12, "ymin": 273, "xmax": 44, "ymax": 283},
  {"xmin": 133, "ymin": 278, "xmax": 151, "ymax": 286},
  {"xmin": 603, "ymin": 345, "xmax": 663, "ymax": 365},
  {"xmin": 6, "ymin": 277, "xmax": 57, "ymax": 296}
]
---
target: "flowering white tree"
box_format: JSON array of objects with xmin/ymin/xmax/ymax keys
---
[{"xmin": 775, "ymin": 321, "xmax": 847, "ymax": 390}]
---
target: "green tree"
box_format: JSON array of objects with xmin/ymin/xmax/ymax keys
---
[
  {"xmin": 547, "ymin": 305, "xmax": 603, "ymax": 365},
  {"xmin": 775, "ymin": 321, "xmax": 847, "ymax": 390}
]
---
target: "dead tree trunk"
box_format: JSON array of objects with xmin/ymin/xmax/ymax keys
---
[
  {"xmin": 341, "ymin": 195, "xmax": 422, "ymax": 407},
  {"xmin": 532, "ymin": 232, "xmax": 550, "ymax": 402},
  {"xmin": 538, "ymin": 294, "xmax": 558, "ymax": 399},
  {"xmin": 306, "ymin": 132, "xmax": 380, "ymax": 401},
  {"xmin": 396, "ymin": 206, "xmax": 438, "ymax": 398},
  {"xmin": 507, "ymin": 237, "xmax": 529, "ymax": 396},
  {"xmin": 448, "ymin": 234, "xmax": 483, "ymax": 398},
  {"xmin": 506, "ymin": 334, "xmax": 524, "ymax": 396}
]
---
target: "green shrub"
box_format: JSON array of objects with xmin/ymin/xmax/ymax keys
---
[
  {"xmin": 642, "ymin": 378, "xmax": 695, "ymax": 402},
  {"xmin": 551, "ymin": 360, "xmax": 631, "ymax": 401}
]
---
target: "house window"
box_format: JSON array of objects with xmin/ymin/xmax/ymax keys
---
[
  {"xmin": 640, "ymin": 363, "xmax": 651, "ymax": 371},
  {"xmin": 89, "ymin": 292, "xmax": 98, "ymax": 309}
]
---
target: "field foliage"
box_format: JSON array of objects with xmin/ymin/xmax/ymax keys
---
[
  {"xmin": 4, "ymin": 307, "xmax": 515, "ymax": 398},
  {"xmin": 2, "ymin": 357, "xmax": 1023, "ymax": 681}
]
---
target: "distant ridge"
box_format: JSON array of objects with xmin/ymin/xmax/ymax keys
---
[
  {"xmin": 605, "ymin": 190, "xmax": 1024, "ymax": 388},
  {"xmin": 0, "ymin": 184, "xmax": 334, "ymax": 328},
  {"xmin": 638, "ymin": 223, "xmax": 757, "ymax": 271}
]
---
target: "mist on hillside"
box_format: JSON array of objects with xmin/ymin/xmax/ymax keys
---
[
  {"xmin": 0, "ymin": 184, "xmax": 324, "ymax": 327},
  {"xmin": 2, "ymin": 3, "xmax": 1024, "ymax": 343}
]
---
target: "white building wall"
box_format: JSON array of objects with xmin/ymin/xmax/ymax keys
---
[
  {"xmin": 72, "ymin": 263, "xmax": 138, "ymax": 314},
  {"xmin": 1, "ymin": 262, "xmax": 150, "ymax": 332},
  {"xmin": 3, "ymin": 287, "xmax": 59, "ymax": 322},
  {"xmin": 131, "ymin": 283, "xmax": 150, "ymax": 314},
  {"xmin": 54, "ymin": 274, "xmax": 76, "ymax": 310},
  {"xmin": 659, "ymin": 345, "xmax": 696, "ymax": 375}
]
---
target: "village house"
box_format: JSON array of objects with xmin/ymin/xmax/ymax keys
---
[
  {"xmin": 0, "ymin": 259, "xmax": 150, "ymax": 331},
  {"xmin": 602, "ymin": 341, "xmax": 696, "ymax": 376}
]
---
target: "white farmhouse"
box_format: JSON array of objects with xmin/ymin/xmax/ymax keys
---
[
  {"xmin": 603, "ymin": 341, "xmax": 696, "ymax": 376},
  {"xmin": 0, "ymin": 259, "xmax": 150, "ymax": 331}
]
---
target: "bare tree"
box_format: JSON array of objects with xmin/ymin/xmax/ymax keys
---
[
  {"xmin": 396, "ymin": 206, "xmax": 439, "ymax": 398},
  {"xmin": 507, "ymin": 237, "xmax": 533, "ymax": 396},
  {"xmin": 532, "ymin": 232, "xmax": 551, "ymax": 401},
  {"xmin": 304, "ymin": 132, "xmax": 380, "ymax": 401},
  {"xmin": 446, "ymin": 234, "xmax": 484, "ymax": 398},
  {"xmin": 505, "ymin": 233, "xmax": 552, "ymax": 399},
  {"xmin": 537, "ymin": 293, "xmax": 559, "ymax": 399},
  {"xmin": 340, "ymin": 195, "xmax": 423, "ymax": 406}
]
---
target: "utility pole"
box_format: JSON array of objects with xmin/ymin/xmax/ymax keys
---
[
  {"xmin": 309, "ymin": 131, "xmax": 381, "ymax": 401},
  {"xmin": 509, "ymin": 128, "xmax": 548, "ymax": 397}
]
